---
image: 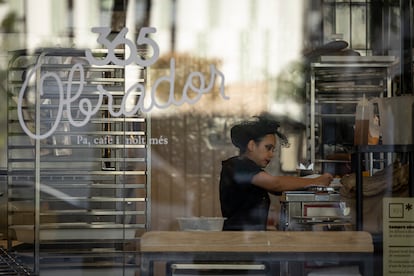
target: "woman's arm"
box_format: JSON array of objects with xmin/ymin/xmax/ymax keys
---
[{"xmin": 251, "ymin": 171, "xmax": 333, "ymax": 193}]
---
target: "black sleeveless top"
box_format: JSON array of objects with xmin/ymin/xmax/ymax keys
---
[{"xmin": 219, "ymin": 156, "xmax": 270, "ymax": 230}]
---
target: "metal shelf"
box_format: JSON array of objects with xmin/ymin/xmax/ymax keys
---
[
  {"xmin": 6, "ymin": 48, "xmax": 149, "ymax": 274},
  {"xmin": 307, "ymin": 56, "xmax": 397, "ymax": 175}
]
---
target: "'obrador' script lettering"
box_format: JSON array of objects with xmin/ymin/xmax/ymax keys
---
[{"xmin": 17, "ymin": 27, "xmax": 227, "ymax": 140}]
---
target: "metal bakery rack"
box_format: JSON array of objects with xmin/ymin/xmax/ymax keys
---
[
  {"xmin": 307, "ymin": 55, "xmax": 397, "ymax": 175},
  {"xmin": 0, "ymin": 247, "xmax": 32, "ymax": 275},
  {"xmin": 6, "ymin": 48, "xmax": 150, "ymax": 275}
]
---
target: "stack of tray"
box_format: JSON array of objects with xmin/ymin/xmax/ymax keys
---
[{"xmin": 0, "ymin": 247, "xmax": 32, "ymax": 275}]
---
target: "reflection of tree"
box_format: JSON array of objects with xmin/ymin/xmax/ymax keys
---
[
  {"xmin": 1, "ymin": 11, "xmax": 16, "ymax": 33},
  {"xmin": 110, "ymin": 0, "xmax": 152, "ymax": 36},
  {"xmin": 274, "ymin": 60, "xmax": 306, "ymax": 103},
  {"xmin": 150, "ymin": 52, "xmax": 223, "ymax": 106}
]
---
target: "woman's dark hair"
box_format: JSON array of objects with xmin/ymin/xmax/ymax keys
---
[{"xmin": 230, "ymin": 114, "xmax": 289, "ymax": 152}]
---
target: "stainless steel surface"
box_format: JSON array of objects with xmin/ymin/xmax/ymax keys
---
[
  {"xmin": 308, "ymin": 58, "xmax": 396, "ymax": 174},
  {"xmin": 171, "ymin": 263, "xmax": 268, "ymax": 276},
  {"xmin": 7, "ymin": 48, "xmax": 148, "ymax": 274},
  {"xmin": 281, "ymin": 190, "xmax": 341, "ymax": 202},
  {"xmin": 11, "ymin": 224, "xmax": 138, "ymax": 243},
  {"xmin": 0, "ymin": 172, "xmax": 6, "ymax": 239},
  {"xmin": 279, "ymin": 190, "xmax": 350, "ymax": 231},
  {"xmin": 0, "ymin": 247, "xmax": 33, "ymax": 275}
]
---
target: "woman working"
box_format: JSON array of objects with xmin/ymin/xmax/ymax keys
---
[{"xmin": 219, "ymin": 115, "xmax": 333, "ymax": 230}]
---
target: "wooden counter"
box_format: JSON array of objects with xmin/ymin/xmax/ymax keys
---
[{"xmin": 140, "ymin": 231, "xmax": 374, "ymax": 275}]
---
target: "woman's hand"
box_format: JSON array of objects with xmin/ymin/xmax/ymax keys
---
[{"xmin": 316, "ymin": 173, "xmax": 333, "ymax": 186}]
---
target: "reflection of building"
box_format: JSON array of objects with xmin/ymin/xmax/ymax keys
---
[{"xmin": 0, "ymin": 0, "xmax": 412, "ymax": 275}]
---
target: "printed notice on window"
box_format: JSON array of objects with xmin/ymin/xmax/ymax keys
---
[{"xmin": 383, "ymin": 197, "xmax": 414, "ymax": 275}]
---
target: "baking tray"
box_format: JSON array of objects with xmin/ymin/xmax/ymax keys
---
[{"xmin": 10, "ymin": 224, "xmax": 137, "ymax": 243}]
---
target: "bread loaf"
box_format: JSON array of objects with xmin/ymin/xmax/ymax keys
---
[{"xmin": 340, "ymin": 162, "xmax": 408, "ymax": 197}]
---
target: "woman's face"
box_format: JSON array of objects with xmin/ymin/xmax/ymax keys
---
[{"xmin": 247, "ymin": 134, "xmax": 276, "ymax": 168}]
